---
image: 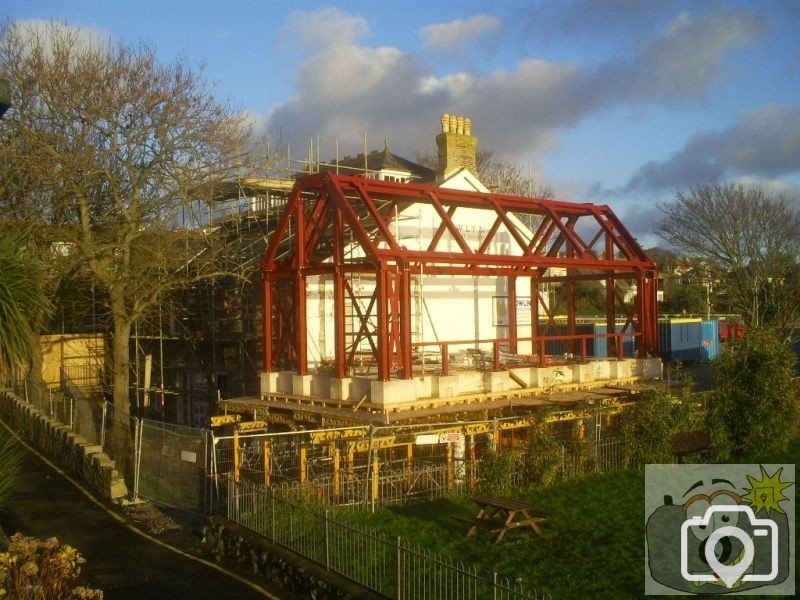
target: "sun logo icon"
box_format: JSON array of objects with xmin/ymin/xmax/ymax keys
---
[{"xmin": 742, "ymin": 465, "xmax": 794, "ymax": 516}]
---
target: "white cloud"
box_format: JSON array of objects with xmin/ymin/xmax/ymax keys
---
[
  {"xmin": 280, "ymin": 8, "xmax": 369, "ymax": 50},
  {"xmin": 625, "ymin": 105, "xmax": 800, "ymax": 192},
  {"xmin": 419, "ymin": 15, "xmax": 502, "ymax": 52},
  {"xmin": 3, "ymin": 19, "xmax": 111, "ymax": 57},
  {"xmin": 263, "ymin": 8, "xmax": 769, "ymax": 169},
  {"xmin": 636, "ymin": 9, "xmax": 764, "ymax": 99}
]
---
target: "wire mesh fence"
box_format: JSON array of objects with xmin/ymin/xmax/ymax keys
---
[
  {"xmin": 137, "ymin": 420, "xmax": 213, "ymax": 513},
  {"xmin": 8, "ymin": 375, "xmax": 210, "ymax": 514},
  {"xmin": 225, "ymin": 477, "xmax": 546, "ymax": 599}
]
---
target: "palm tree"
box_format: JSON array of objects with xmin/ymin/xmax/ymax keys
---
[
  {"xmin": 0, "ymin": 238, "xmax": 51, "ymax": 377},
  {"xmin": 0, "ymin": 238, "xmax": 45, "ymax": 510}
]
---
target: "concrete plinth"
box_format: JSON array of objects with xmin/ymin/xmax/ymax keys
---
[
  {"xmin": 610, "ymin": 359, "xmax": 634, "ymax": 379},
  {"xmin": 329, "ymin": 377, "xmax": 353, "ymax": 401},
  {"xmin": 530, "ymin": 366, "xmax": 572, "ymax": 388},
  {"xmin": 633, "ymin": 358, "xmax": 662, "ymax": 378},
  {"xmin": 260, "ymin": 372, "xmax": 280, "ymax": 395},
  {"xmin": 277, "ymin": 372, "xmax": 294, "ymax": 394},
  {"xmin": 292, "ymin": 375, "xmax": 313, "ymax": 396},
  {"xmin": 571, "ymin": 363, "xmax": 595, "ymax": 384},
  {"xmin": 484, "ymin": 371, "xmax": 511, "ymax": 393},
  {"xmin": 434, "ymin": 375, "xmax": 460, "ymax": 398},
  {"xmin": 412, "ymin": 376, "xmax": 434, "ymax": 399},
  {"xmin": 592, "ymin": 360, "xmax": 611, "ymax": 380},
  {"xmin": 370, "ymin": 379, "xmax": 418, "ymax": 405}
]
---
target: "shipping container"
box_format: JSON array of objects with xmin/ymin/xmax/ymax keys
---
[{"xmin": 659, "ymin": 318, "xmax": 720, "ymax": 362}]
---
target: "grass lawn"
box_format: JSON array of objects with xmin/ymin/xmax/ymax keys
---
[{"xmin": 339, "ymin": 438, "xmax": 800, "ymax": 599}]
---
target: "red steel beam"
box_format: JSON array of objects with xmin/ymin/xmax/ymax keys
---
[{"xmin": 261, "ymin": 173, "xmax": 660, "ymax": 380}]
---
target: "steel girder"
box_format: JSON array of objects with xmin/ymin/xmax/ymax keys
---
[{"xmin": 262, "ymin": 173, "xmax": 659, "ymax": 381}]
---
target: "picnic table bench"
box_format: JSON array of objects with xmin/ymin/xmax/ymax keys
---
[
  {"xmin": 671, "ymin": 430, "xmax": 711, "ymax": 463},
  {"xmin": 454, "ymin": 494, "xmax": 548, "ymax": 544}
]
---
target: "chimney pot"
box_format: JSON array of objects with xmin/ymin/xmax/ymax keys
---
[{"xmin": 436, "ymin": 114, "xmax": 478, "ymax": 180}]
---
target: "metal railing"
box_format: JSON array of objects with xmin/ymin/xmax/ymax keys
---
[{"xmin": 225, "ymin": 477, "xmax": 546, "ymax": 599}]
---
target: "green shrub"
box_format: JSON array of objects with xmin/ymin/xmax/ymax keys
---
[
  {"xmin": 620, "ymin": 384, "xmax": 705, "ymax": 466},
  {"xmin": 476, "ymin": 449, "xmax": 522, "ymax": 495},
  {"xmin": 709, "ymin": 327, "xmax": 799, "ymax": 460},
  {"xmin": 521, "ymin": 425, "xmax": 563, "ymax": 487}
]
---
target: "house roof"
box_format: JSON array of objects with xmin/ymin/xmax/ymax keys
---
[{"xmin": 322, "ymin": 142, "xmax": 437, "ymax": 183}]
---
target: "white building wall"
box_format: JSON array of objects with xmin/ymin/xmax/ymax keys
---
[{"xmin": 304, "ymin": 168, "xmax": 545, "ymax": 366}]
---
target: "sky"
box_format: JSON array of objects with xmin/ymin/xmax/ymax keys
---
[{"xmin": 4, "ymin": 1, "xmax": 800, "ymax": 246}]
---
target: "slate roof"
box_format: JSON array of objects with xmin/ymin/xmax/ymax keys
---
[{"xmin": 321, "ymin": 143, "xmax": 437, "ymax": 183}]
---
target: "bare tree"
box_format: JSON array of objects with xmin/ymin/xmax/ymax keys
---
[
  {"xmin": 476, "ymin": 150, "xmax": 554, "ymax": 198},
  {"xmin": 657, "ymin": 182, "xmax": 800, "ymax": 334},
  {"xmin": 0, "ymin": 22, "xmax": 251, "ymax": 426}
]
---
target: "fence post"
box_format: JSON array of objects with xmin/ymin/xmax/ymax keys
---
[
  {"xmin": 133, "ymin": 418, "xmax": 142, "ymax": 500},
  {"xmin": 233, "ymin": 429, "xmax": 240, "ymax": 482},
  {"xmin": 493, "ymin": 572, "xmax": 498, "ymax": 600},
  {"xmin": 69, "ymin": 397, "xmax": 74, "ymax": 429},
  {"xmin": 100, "ymin": 402, "xmax": 107, "ymax": 449},
  {"xmin": 396, "ymin": 536, "xmax": 402, "ymax": 600},
  {"xmin": 48, "ymin": 388, "xmax": 53, "ymax": 417},
  {"xmin": 324, "ymin": 509, "xmax": 330, "ymax": 570},
  {"xmin": 270, "ymin": 493, "xmax": 276, "ymax": 540}
]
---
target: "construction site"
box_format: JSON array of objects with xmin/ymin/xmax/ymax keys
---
[{"xmin": 29, "ymin": 114, "xmax": 675, "ymax": 505}]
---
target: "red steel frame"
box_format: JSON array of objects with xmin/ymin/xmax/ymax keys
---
[{"xmin": 262, "ymin": 173, "xmax": 659, "ymax": 381}]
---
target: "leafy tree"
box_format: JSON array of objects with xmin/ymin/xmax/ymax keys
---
[
  {"xmin": 709, "ymin": 328, "xmax": 799, "ymax": 460},
  {"xmin": 0, "ymin": 22, "xmax": 251, "ymax": 441},
  {"xmin": 657, "ymin": 183, "xmax": 800, "ymax": 334},
  {"xmin": 659, "ymin": 281, "xmax": 707, "ymax": 316},
  {"xmin": 552, "ymin": 279, "xmax": 607, "ymax": 316}
]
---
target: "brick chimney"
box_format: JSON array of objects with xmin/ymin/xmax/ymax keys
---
[{"xmin": 436, "ymin": 114, "xmax": 478, "ymax": 180}]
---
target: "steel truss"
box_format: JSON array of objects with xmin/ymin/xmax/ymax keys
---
[{"xmin": 262, "ymin": 173, "xmax": 658, "ymax": 381}]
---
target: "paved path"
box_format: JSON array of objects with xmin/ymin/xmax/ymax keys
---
[{"xmin": 0, "ymin": 436, "xmax": 289, "ymax": 599}]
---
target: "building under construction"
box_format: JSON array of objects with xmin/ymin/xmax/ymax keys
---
[{"xmin": 204, "ymin": 115, "xmax": 661, "ymax": 435}]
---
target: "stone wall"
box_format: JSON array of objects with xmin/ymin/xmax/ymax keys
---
[
  {"xmin": 201, "ymin": 516, "xmax": 383, "ymax": 600},
  {"xmin": 0, "ymin": 389, "xmax": 128, "ymax": 501}
]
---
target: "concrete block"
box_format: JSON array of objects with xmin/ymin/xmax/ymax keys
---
[
  {"xmin": 260, "ymin": 372, "xmax": 280, "ymax": 395},
  {"xmin": 484, "ymin": 371, "xmax": 511, "ymax": 393},
  {"xmin": 610, "ymin": 359, "xmax": 634, "ymax": 379},
  {"xmin": 508, "ymin": 367, "xmax": 532, "ymax": 389},
  {"xmin": 434, "ymin": 375, "xmax": 460, "ymax": 398},
  {"xmin": 310, "ymin": 374, "xmax": 329, "ymax": 397},
  {"xmin": 329, "ymin": 377, "xmax": 353, "ymax": 401},
  {"xmin": 79, "ymin": 443, "xmax": 103, "ymax": 459},
  {"xmin": 632, "ymin": 358, "xmax": 662, "ymax": 378},
  {"xmin": 413, "ymin": 376, "xmax": 435, "ymax": 399},
  {"xmin": 350, "ymin": 378, "xmax": 372, "ymax": 403},
  {"xmin": 531, "ymin": 366, "xmax": 572, "ymax": 388},
  {"xmin": 592, "ymin": 360, "xmax": 611, "ymax": 381},
  {"xmin": 110, "ymin": 478, "xmax": 129, "ymax": 501},
  {"xmin": 370, "ymin": 379, "xmax": 417, "ymax": 405},
  {"xmin": 457, "ymin": 371, "xmax": 485, "ymax": 394},
  {"xmin": 292, "ymin": 375, "xmax": 313, "ymax": 396},
  {"xmin": 571, "ymin": 363, "xmax": 595, "ymax": 384},
  {"xmin": 277, "ymin": 372, "xmax": 294, "ymax": 394}
]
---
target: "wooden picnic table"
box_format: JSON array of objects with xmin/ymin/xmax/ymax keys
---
[{"xmin": 454, "ymin": 494, "xmax": 547, "ymax": 544}]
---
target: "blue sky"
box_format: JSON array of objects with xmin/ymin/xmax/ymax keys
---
[{"xmin": 5, "ymin": 1, "xmax": 800, "ymax": 244}]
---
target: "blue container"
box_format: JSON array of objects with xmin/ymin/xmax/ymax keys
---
[
  {"xmin": 659, "ymin": 318, "xmax": 716, "ymax": 362},
  {"xmin": 700, "ymin": 320, "xmax": 720, "ymax": 360}
]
